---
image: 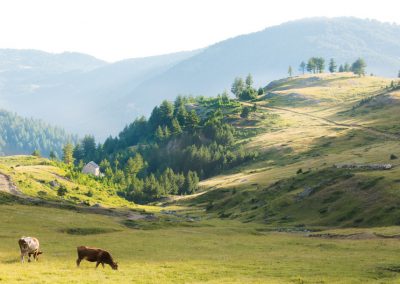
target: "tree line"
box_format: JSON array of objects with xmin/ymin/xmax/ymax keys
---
[
  {"xmin": 0, "ymin": 109, "xmax": 77, "ymax": 157},
  {"xmin": 291, "ymin": 57, "xmax": 367, "ymax": 77}
]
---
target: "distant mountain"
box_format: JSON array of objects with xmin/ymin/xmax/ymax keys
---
[
  {"xmin": 126, "ymin": 17, "xmax": 400, "ymax": 107},
  {"xmin": 1, "ymin": 18, "xmax": 400, "ymax": 139},
  {"xmin": 0, "ymin": 109, "xmax": 77, "ymax": 157},
  {"xmin": 0, "ymin": 49, "xmax": 199, "ymax": 139}
]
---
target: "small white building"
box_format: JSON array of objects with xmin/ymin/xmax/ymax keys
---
[{"xmin": 82, "ymin": 161, "xmax": 100, "ymax": 176}]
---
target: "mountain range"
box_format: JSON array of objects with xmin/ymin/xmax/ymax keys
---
[{"xmin": 1, "ymin": 17, "xmax": 400, "ymax": 140}]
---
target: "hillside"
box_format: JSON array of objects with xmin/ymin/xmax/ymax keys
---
[
  {"xmin": 181, "ymin": 73, "xmax": 400, "ymax": 228},
  {"xmin": 3, "ymin": 73, "xmax": 400, "ymax": 229},
  {"xmin": 2, "ymin": 74, "xmax": 400, "ymax": 282},
  {"xmin": 0, "ymin": 109, "xmax": 77, "ymax": 157},
  {"xmin": 2, "ymin": 18, "xmax": 400, "ymax": 139}
]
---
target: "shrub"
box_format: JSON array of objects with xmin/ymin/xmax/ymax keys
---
[
  {"xmin": 57, "ymin": 185, "xmax": 68, "ymax": 196},
  {"xmin": 390, "ymin": 154, "xmax": 398, "ymax": 160}
]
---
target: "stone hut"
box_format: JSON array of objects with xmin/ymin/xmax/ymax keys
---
[{"xmin": 82, "ymin": 161, "xmax": 100, "ymax": 176}]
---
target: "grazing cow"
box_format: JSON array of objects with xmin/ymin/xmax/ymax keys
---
[
  {"xmin": 18, "ymin": 237, "xmax": 42, "ymax": 263},
  {"xmin": 76, "ymin": 246, "xmax": 118, "ymax": 270}
]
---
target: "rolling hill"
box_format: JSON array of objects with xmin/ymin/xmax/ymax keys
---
[{"xmin": 1, "ymin": 18, "xmax": 400, "ymax": 139}]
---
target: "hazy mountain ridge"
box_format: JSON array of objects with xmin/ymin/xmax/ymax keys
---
[{"xmin": 1, "ymin": 17, "xmax": 400, "ymax": 139}]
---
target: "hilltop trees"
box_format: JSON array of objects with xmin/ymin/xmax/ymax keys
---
[
  {"xmin": 298, "ymin": 58, "xmax": 366, "ymax": 76},
  {"xmin": 231, "ymin": 74, "xmax": 258, "ymax": 101},
  {"xmin": 288, "ymin": 66, "xmax": 293, "ymax": 77},
  {"xmin": 306, "ymin": 57, "xmax": 324, "ymax": 73},
  {"xmin": 351, "ymin": 58, "xmax": 366, "ymax": 76}
]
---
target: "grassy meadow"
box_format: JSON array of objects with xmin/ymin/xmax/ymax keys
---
[{"xmin": 1, "ymin": 204, "xmax": 400, "ymax": 283}]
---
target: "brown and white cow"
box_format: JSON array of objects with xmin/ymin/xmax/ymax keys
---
[
  {"xmin": 18, "ymin": 237, "xmax": 42, "ymax": 263},
  {"xmin": 76, "ymin": 246, "xmax": 118, "ymax": 270}
]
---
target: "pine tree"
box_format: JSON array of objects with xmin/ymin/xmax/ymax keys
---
[
  {"xmin": 231, "ymin": 77, "xmax": 244, "ymax": 98},
  {"xmin": 125, "ymin": 154, "xmax": 144, "ymax": 177},
  {"xmin": 49, "ymin": 150, "xmax": 57, "ymax": 160},
  {"xmin": 171, "ymin": 118, "xmax": 182, "ymax": 134},
  {"xmin": 338, "ymin": 64, "xmax": 344, "ymax": 72},
  {"xmin": 328, "ymin": 58, "xmax": 337, "ymax": 73},
  {"xmin": 351, "ymin": 58, "xmax": 366, "ymax": 76},
  {"xmin": 299, "ymin": 61, "xmax": 306, "ymax": 74},
  {"xmin": 32, "ymin": 149, "xmax": 41, "ymax": 157},
  {"xmin": 63, "ymin": 143, "xmax": 74, "ymax": 165},
  {"xmin": 307, "ymin": 58, "xmax": 316, "ymax": 73},
  {"xmin": 187, "ymin": 110, "xmax": 200, "ymax": 130},
  {"xmin": 155, "ymin": 126, "xmax": 164, "ymax": 142},
  {"xmin": 163, "ymin": 126, "xmax": 171, "ymax": 138},
  {"xmin": 288, "ymin": 66, "xmax": 293, "ymax": 77},
  {"xmin": 344, "ymin": 62, "xmax": 350, "ymax": 72},
  {"xmin": 315, "ymin": 57, "xmax": 325, "ymax": 73},
  {"xmin": 245, "ymin": 74, "xmax": 253, "ymax": 88}
]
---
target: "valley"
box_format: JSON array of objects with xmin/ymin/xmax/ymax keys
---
[{"xmin": 1, "ymin": 73, "xmax": 400, "ymax": 282}]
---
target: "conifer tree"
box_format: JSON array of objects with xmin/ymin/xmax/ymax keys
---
[
  {"xmin": 63, "ymin": 143, "xmax": 74, "ymax": 165},
  {"xmin": 329, "ymin": 58, "xmax": 337, "ymax": 73}
]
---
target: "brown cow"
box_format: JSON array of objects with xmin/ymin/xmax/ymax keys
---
[
  {"xmin": 18, "ymin": 237, "xmax": 43, "ymax": 263},
  {"xmin": 76, "ymin": 246, "xmax": 118, "ymax": 270}
]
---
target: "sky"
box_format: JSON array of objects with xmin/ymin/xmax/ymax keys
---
[{"xmin": 0, "ymin": 0, "xmax": 399, "ymax": 62}]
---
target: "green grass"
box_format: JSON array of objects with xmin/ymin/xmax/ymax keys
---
[{"xmin": 1, "ymin": 204, "xmax": 400, "ymax": 283}]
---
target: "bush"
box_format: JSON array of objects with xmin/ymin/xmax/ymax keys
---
[
  {"xmin": 240, "ymin": 107, "xmax": 251, "ymax": 118},
  {"xmin": 390, "ymin": 154, "xmax": 398, "ymax": 160},
  {"xmin": 57, "ymin": 185, "xmax": 68, "ymax": 196}
]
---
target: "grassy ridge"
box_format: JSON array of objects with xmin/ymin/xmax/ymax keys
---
[{"xmin": 189, "ymin": 73, "xmax": 400, "ymax": 228}]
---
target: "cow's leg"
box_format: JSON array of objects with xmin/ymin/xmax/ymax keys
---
[
  {"xmin": 101, "ymin": 263, "xmax": 105, "ymax": 268},
  {"xmin": 28, "ymin": 253, "xmax": 32, "ymax": 262},
  {"xmin": 95, "ymin": 261, "xmax": 101, "ymax": 269},
  {"xmin": 33, "ymin": 252, "xmax": 38, "ymax": 261},
  {"xmin": 20, "ymin": 253, "xmax": 25, "ymax": 263},
  {"xmin": 76, "ymin": 258, "xmax": 82, "ymax": 267}
]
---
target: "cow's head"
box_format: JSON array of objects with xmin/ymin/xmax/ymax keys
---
[
  {"xmin": 18, "ymin": 239, "xmax": 28, "ymax": 250},
  {"xmin": 111, "ymin": 261, "xmax": 118, "ymax": 270}
]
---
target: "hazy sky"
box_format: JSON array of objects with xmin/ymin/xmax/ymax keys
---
[{"xmin": 0, "ymin": 0, "xmax": 399, "ymax": 62}]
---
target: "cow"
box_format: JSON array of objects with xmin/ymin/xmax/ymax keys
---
[
  {"xmin": 76, "ymin": 246, "xmax": 118, "ymax": 270},
  {"xmin": 18, "ymin": 237, "xmax": 42, "ymax": 263}
]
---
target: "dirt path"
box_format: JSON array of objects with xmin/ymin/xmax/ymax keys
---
[
  {"xmin": 0, "ymin": 173, "xmax": 22, "ymax": 196},
  {"xmin": 259, "ymin": 105, "xmax": 400, "ymax": 140}
]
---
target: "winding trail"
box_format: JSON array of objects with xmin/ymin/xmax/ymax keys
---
[
  {"xmin": 0, "ymin": 172, "xmax": 22, "ymax": 196},
  {"xmin": 259, "ymin": 105, "xmax": 400, "ymax": 140}
]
